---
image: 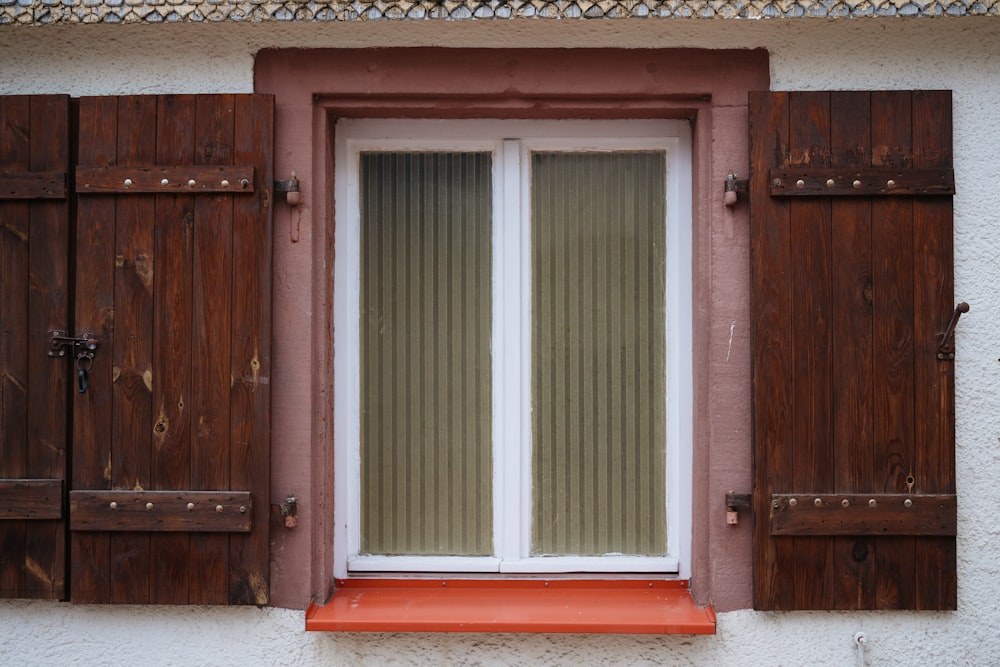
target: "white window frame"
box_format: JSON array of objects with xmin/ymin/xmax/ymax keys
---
[{"xmin": 333, "ymin": 119, "xmax": 693, "ymax": 580}]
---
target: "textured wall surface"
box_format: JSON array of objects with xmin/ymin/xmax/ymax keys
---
[{"xmin": 1, "ymin": 17, "xmax": 1000, "ymax": 666}]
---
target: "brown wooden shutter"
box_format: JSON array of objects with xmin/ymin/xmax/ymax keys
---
[
  {"xmin": 750, "ymin": 91, "xmax": 958, "ymax": 611},
  {"xmin": 69, "ymin": 94, "xmax": 273, "ymax": 604},
  {"xmin": 0, "ymin": 95, "xmax": 71, "ymax": 600}
]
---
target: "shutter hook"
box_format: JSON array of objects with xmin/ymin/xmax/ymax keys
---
[{"xmin": 937, "ymin": 302, "xmax": 969, "ymax": 361}]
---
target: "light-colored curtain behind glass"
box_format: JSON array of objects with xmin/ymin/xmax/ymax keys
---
[
  {"xmin": 531, "ymin": 151, "xmax": 668, "ymax": 557},
  {"xmin": 360, "ymin": 152, "xmax": 493, "ymax": 556}
]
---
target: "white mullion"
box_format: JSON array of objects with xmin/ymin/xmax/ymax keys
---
[
  {"xmin": 517, "ymin": 141, "xmax": 534, "ymax": 563},
  {"xmin": 495, "ymin": 139, "xmax": 522, "ymax": 566}
]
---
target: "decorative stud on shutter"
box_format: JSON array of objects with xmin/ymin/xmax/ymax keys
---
[
  {"xmin": 0, "ymin": 95, "xmax": 71, "ymax": 600},
  {"xmin": 750, "ymin": 91, "xmax": 958, "ymax": 611},
  {"xmin": 70, "ymin": 94, "xmax": 273, "ymax": 605}
]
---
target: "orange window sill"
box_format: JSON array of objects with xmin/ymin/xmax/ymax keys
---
[{"xmin": 305, "ymin": 579, "xmax": 716, "ymax": 634}]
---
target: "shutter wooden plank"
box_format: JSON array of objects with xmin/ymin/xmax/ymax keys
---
[
  {"xmin": 871, "ymin": 91, "xmax": 918, "ymax": 611},
  {"xmin": 0, "ymin": 96, "xmax": 31, "ymax": 597},
  {"xmin": 749, "ymin": 90, "xmax": 796, "ymax": 611},
  {"xmin": 71, "ymin": 95, "xmax": 119, "ymax": 605},
  {"xmin": 148, "ymin": 93, "xmax": 197, "ymax": 604},
  {"xmin": 911, "ymin": 91, "xmax": 957, "ymax": 610},
  {"xmin": 24, "ymin": 98, "xmax": 70, "ymax": 603},
  {"xmin": 189, "ymin": 93, "xmax": 236, "ymax": 605},
  {"xmin": 788, "ymin": 91, "xmax": 835, "ymax": 609},
  {"xmin": 108, "ymin": 95, "xmax": 158, "ymax": 604},
  {"xmin": 228, "ymin": 94, "xmax": 272, "ymax": 605},
  {"xmin": 0, "ymin": 95, "xmax": 70, "ymax": 600},
  {"xmin": 751, "ymin": 90, "xmax": 957, "ymax": 611},
  {"xmin": 829, "ymin": 91, "xmax": 877, "ymax": 610}
]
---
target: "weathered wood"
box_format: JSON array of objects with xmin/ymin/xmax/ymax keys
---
[
  {"xmin": 189, "ymin": 93, "xmax": 236, "ymax": 605},
  {"xmin": 751, "ymin": 90, "xmax": 957, "ymax": 611},
  {"xmin": 70, "ymin": 93, "xmax": 272, "ymax": 606},
  {"xmin": 912, "ymin": 90, "xmax": 957, "ymax": 610},
  {"xmin": 749, "ymin": 90, "xmax": 796, "ymax": 612},
  {"xmin": 768, "ymin": 168, "xmax": 954, "ymax": 196},
  {"xmin": 69, "ymin": 491, "xmax": 252, "ymax": 532},
  {"xmin": 770, "ymin": 494, "xmax": 957, "ymax": 536},
  {"xmin": 71, "ymin": 95, "xmax": 119, "ymax": 604},
  {"xmin": 229, "ymin": 94, "xmax": 273, "ymax": 606},
  {"xmin": 829, "ymin": 91, "xmax": 876, "ymax": 610},
  {"xmin": 0, "ymin": 171, "xmax": 67, "ymax": 199},
  {"xmin": 1, "ymin": 95, "xmax": 70, "ymax": 600},
  {"xmin": 0, "ymin": 480, "xmax": 63, "ymax": 520},
  {"xmin": 76, "ymin": 165, "xmax": 254, "ymax": 194}
]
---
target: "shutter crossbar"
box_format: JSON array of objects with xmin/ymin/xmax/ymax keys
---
[
  {"xmin": 769, "ymin": 493, "xmax": 956, "ymax": 536},
  {"xmin": 70, "ymin": 490, "xmax": 252, "ymax": 532},
  {"xmin": 0, "ymin": 479, "xmax": 63, "ymax": 520},
  {"xmin": 76, "ymin": 165, "xmax": 255, "ymax": 194},
  {"xmin": 0, "ymin": 171, "xmax": 67, "ymax": 199},
  {"xmin": 769, "ymin": 168, "xmax": 954, "ymax": 196}
]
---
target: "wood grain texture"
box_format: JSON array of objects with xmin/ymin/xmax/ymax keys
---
[
  {"xmin": 70, "ymin": 94, "xmax": 272, "ymax": 605},
  {"xmin": 69, "ymin": 491, "xmax": 251, "ymax": 532},
  {"xmin": 751, "ymin": 91, "xmax": 956, "ymax": 610},
  {"xmin": 76, "ymin": 165, "xmax": 254, "ymax": 194},
  {"xmin": 0, "ymin": 480, "xmax": 63, "ymax": 520},
  {"xmin": 71, "ymin": 95, "xmax": 119, "ymax": 604},
  {"xmin": 0, "ymin": 95, "xmax": 70, "ymax": 600}
]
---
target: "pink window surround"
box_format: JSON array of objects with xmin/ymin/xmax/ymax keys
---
[{"xmin": 254, "ymin": 48, "xmax": 769, "ymax": 612}]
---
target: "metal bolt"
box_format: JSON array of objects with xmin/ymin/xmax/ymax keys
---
[
  {"xmin": 814, "ymin": 498, "xmax": 823, "ymax": 506},
  {"xmin": 869, "ymin": 499, "xmax": 877, "ymax": 507},
  {"xmin": 887, "ymin": 179, "xmax": 896, "ymax": 188},
  {"xmin": 826, "ymin": 179, "xmax": 835, "ymax": 188},
  {"xmin": 124, "ymin": 178, "xmax": 133, "ymax": 188},
  {"xmin": 145, "ymin": 502, "xmax": 154, "ymax": 511},
  {"xmin": 216, "ymin": 505, "xmax": 224, "ymax": 513},
  {"xmin": 221, "ymin": 179, "xmax": 230, "ymax": 188},
  {"xmin": 773, "ymin": 178, "xmax": 782, "ymax": 187},
  {"xmin": 109, "ymin": 501, "xmax": 118, "ymax": 510},
  {"xmin": 240, "ymin": 178, "xmax": 250, "ymax": 189},
  {"xmin": 772, "ymin": 500, "xmax": 780, "ymax": 509},
  {"xmin": 904, "ymin": 498, "xmax": 913, "ymax": 508},
  {"xmin": 788, "ymin": 498, "xmax": 797, "ymax": 507},
  {"xmin": 239, "ymin": 505, "xmax": 247, "ymax": 514},
  {"xmin": 186, "ymin": 503, "xmax": 195, "ymax": 511},
  {"xmin": 187, "ymin": 179, "xmax": 196, "ymax": 188},
  {"xmin": 853, "ymin": 179, "xmax": 862, "ymax": 189},
  {"xmin": 841, "ymin": 499, "xmax": 850, "ymax": 508},
  {"xmin": 796, "ymin": 179, "xmax": 805, "ymax": 189},
  {"xmin": 161, "ymin": 178, "xmax": 169, "ymax": 186}
]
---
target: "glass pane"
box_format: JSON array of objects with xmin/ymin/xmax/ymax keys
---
[
  {"xmin": 531, "ymin": 151, "xmax": 667, "ymax": 556},
  {"xmin": 360, "ymin": 152, "xmax": 493, "ymax": 556}
]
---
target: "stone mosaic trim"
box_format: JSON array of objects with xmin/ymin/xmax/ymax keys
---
[{"xmin": 2, "ymin": 0, "xmax": 998, "ymax": 24}]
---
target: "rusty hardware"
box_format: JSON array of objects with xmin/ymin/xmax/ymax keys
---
[
  {"xmin": 724, "ymin": 173, "xmax": 748, "ymax": 206},
  {"xmin": 274, "ymin": 172, "xmax": 301, "ymax": 206},
  {"xmin": 725, "ymin": 491, "xmax": 751, "ymax": 525},
  {"xmin": 937, "ymin": 302, "xmax": 969, "ymax": 360},
  {"xmin": 47, "ymin": 330, "xmax": 99, "ymax": 357},
  {"xmin": 48, "ymin": 331, "xmax": 100, "ymax": 394},
  {"xmin": 273, "ymin": 496, "xmax": 298, "ymax": 528}
]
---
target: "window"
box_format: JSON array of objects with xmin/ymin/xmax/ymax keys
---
[{"xmin": 333, "ymin": 119, "xmax": 692, "ymax": 579}]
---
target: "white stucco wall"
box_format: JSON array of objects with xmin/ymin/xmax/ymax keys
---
[{"xmin": 2, "ymin": 17, "xmax": 1000, "ymax": 666}]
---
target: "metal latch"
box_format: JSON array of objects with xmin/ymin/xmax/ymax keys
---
[
  {"xmin": 47, "ymin": 330, "xmax": 99, "ymax": 357},
  {"xmin": 937, "ymin": 302, "xmax": 969, "ymax": 361}
]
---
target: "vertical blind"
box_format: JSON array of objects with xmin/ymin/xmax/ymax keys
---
[
  {"xmin": 359, "ymin": 152, "xmax": 493, "ymax": 556},
  {"xmin": 530, "ymin": 151, "xmax": 668, "ymax": 556},
  {"xmin": 358, "ymin": 147, "xmax": 668, "ymax": 560}
]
